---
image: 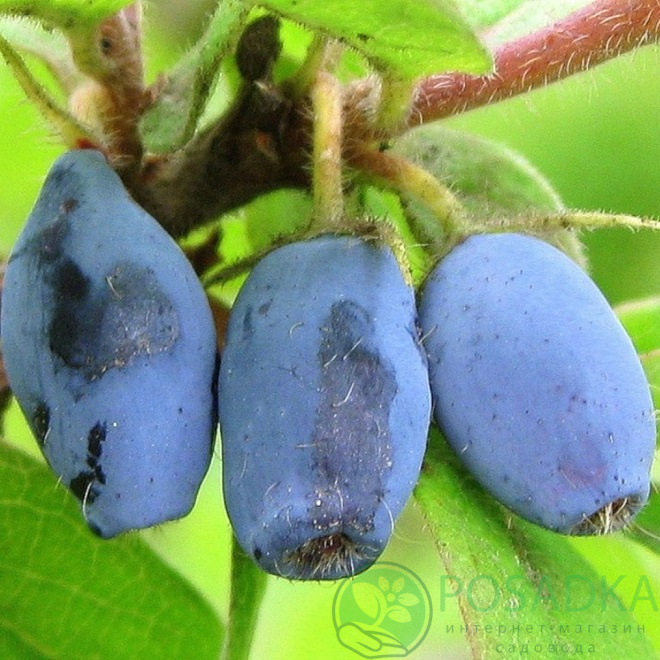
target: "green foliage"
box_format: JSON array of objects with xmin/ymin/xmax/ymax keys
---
[
  {"xmin": 0, "ymin": 0, "xmax": 132, "ymax": 27},
  {"xmin": 617, "ymin": 297, "xmax": 660, "ymax": 355},
  {"xmin": 390, "ymin": 124, "xmax": 587, "ymax": 266},
  {"xmin": 617, "ymin": 297, "xmax": 660, "ymax": 427},
  {"xmin": 0, "ymin": 443, "xmax": 223, "ymax": 658},
  {"xmin": 631, "ymin": 494, "xmax": 660, "ymax": 555},
  {"xmin": 475, "ymin": 0, "xmax": 592, "ymax": 44},
  {"xmin": 416, "ymin": 433, "xmax": 655, "ymax": 658},
  {"xmin": 256, "ymin": 0, "xmax": 492, "ymax": 78},
  {"xmin": 140, "ymin": 0, "xmax": 249, "ymax": 152}
]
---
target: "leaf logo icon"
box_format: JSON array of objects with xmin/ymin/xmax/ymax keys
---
[{"xmin": 333, "ymin": 563, "xmax": 432, "ymax": 658}]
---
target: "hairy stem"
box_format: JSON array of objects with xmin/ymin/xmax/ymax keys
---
[
  {"xmin": 349, "ymin": 148, "xmax": 467, "ymax": 240},
  {"xmin": 410, "ymin": 0, "xmax": 660, "ymax": 125},
  {"xmin": 0, "ymin": 35, "xmax": 99, "ymax": 148},
  {"xmin": 477, "ymin": 211, "xmax": 660, "ymax": 234},
  {"xmin": 310, "ymin": 71, "xmax": 345, "ymax": 231}
]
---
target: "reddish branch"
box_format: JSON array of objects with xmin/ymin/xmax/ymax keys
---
[{"xmin": 410, "ymin": 0, "xmax": 660, "ymax": 125}]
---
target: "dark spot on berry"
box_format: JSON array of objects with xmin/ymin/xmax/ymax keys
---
[
  {"xmin": 49, "ymin": 261, "xmax": 179, "ymax": 379},
  {"xmin": 258, "ymin": 301, "xmax": 272, "ymax": 315},
  {"xmin": 32, "ymin": 401, "xmax": 50, "ymax": 447},
  {"xmin": 311, "ymin": 300, "xmax": 396, "ymax": 522},
  {"xmin": 242, "ymin": 307, "xmax": 254, "ymax": 339},
  {"xmin": 69, "ymin": 471, "xmax": 100, "ymax": 503},
  {"xmin": 87, "ymin": 422, "xmax": 106, "ymax": 460},
  {"xmin": 61, "ymin": 199, "xmax": 79, "ymax": 214},
  {"xmin": 54, "ymin": 259, "xmax": 90, "ymax": 300}
]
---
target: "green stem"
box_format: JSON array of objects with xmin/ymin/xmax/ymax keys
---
[
  {"xmin": 284, "ymin": 37, "xmax": 343, "ymax": 100},
  {"xmin": 471, "ymin": 212, "xmax": 660, "ymax": 234},
  {"xmin": 223, "ymin": 539, "xmax": 268, "ymax": 660},
  {"xmin": 374, "ymin": 76, "xmax": 415, "ymax": 136},
  {"xmin": 309, "ymin": 71, "xmax": 345, "ymax": 232},
  {"xmin": 350, "ymin": 148, "xmax": 468, "ymax": 246},
  {"xmin": 0, "ymin": 34, "xmax": 100, "ymax": 149}
]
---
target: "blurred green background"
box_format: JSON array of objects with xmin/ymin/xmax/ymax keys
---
[{"xmin": 0, "ymin": 2, "xmax": 658, "ymax": 659}]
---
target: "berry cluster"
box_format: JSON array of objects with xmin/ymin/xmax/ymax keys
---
[{"xmin": 1, "ymin": 150, "xmax": 655, "ymax": 580}]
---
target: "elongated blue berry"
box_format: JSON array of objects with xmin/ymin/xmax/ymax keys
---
[
  {"xmin": 219, "ymin": 235, "xmax": 431, "ymax": 579},
  {"xmin": 419, "ymin": 232, "xmax": 655, "ymax": 534},
  {"xmin": 1, "ymin": 150, "xmax": 218, "ymax": 537}
]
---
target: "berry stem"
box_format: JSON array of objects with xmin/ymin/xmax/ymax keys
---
[
  {"xmin": 223, "ymin": 540, "xmax": 268, "ymax": 660},
  {"xmin": 309, "ymin": 70, "xmax": 345, "ymax": 232},
  {"xmin": 284, "ymin": 37, "xmax": 343, "ymax": 100},
  {"xmin": 409, "ymin": 0, "xmax": 660, "ymax": 125},
  {"xmin": 375, "ymin": 77, "xmax": 416, "ymax": 136},
  {"xmin": 349, "ymin": 147, "xmax": 468, "ymax": 243}
]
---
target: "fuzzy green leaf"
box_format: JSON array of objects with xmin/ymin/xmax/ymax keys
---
[
  {"xmin": 617, "ymin": 297, "xmax": 660, "ymax": 430},
  {"xmin": 256, "ymin": 0, "xmax": 491, "ymax": 78},
  {"xmin": 0, "ymin": 0, "xmax": 132, "ymax": 28},
  {"xmin": 0, "ymin": 17, "xmax": 82, "ymax": 93},
  {"xmin": 616, "ymin": 297, "xmax": 660, "ymax": 355},
  {"xmin": 629, "ymin": 493, "xmax": 660, "ymax": 556},
  {"xmin": 391, "ymin": 124, "xmax": 587, "ymax": 266},
  {"xmin": 452, "ymin": 0, "xmax": 527, "ymax": 30},
  {"xmin": 140, "ymin": 0, "xmax": 249, "ymax": 153},
  {"xmin": 415, "ymin": 432, "xmax": 655, "ymax": 658},
  {"xmin": 475, "ymin": 1, "xmax": 593, "ymax": 46},
  {"xmin": 0, "ymin": 442, "xmax": 223, "ymax": 658}
]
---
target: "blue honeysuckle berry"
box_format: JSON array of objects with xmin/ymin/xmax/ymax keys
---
[
  {"xmin": 218, "ymin": 235, "xmax": 431, "ymax": 579},
  {"xmin": 1, "ymin": 150, "xmax": 218, "ymax": 538},
  {"xmin": 419, "ymin": 232, "xmax": 655, "ymax": 535}
]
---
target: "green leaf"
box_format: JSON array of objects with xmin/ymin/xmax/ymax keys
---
[
  {"xmin": 475, "ymin": 1, "xmax": 593, "ymax": 47},
  {"xmin": 256, "ymin": 0, "xmax": 491, "ymax": 79},
  {"xmin": 391, "ymin": 124, "xmax": 587, "ymax": 266},
  {"xmin": 0, "ymin": 0, "xmax": 132, "ymax": 28},
  {"xmin": 245, "ymin": 189, "xmax": 313, "ymax": 253},
  {"xmin": 224, "ymin": 538, "xmax": 268, "ymax": 660},
  {"xmin": 392, "ymin": 124, "xmax": 563, "ymax": 219},
  {"xmin": 616, "ymin": 297, "xmax": 660, "ymax": 433},
  {"xmin": 140, "ymin": 0, "xmax": 249, "ymax": 153},
  {"xmin": 415, "ymin": 431, "xmax": 655, "ymax": 658},
  {"xmin": 616, "ymin": 297, "xmax": 660, "ymax": 355},
  {"xmin": 629, "ymin": 493, "xmax": 660, "ymax": 556},
  {"xmin": 378, "ymin": 576, "xmax": 389, "ymax": 593},
  {"xmin": 391, "ymin": 576, "xmax": 404, "ymax": 594},
  {"xmin": 0, "ymin": 17, "xmax": 83, "ymax": 93},
  {"xmin": 451, "ymin": 0, "xmax": 526, "ymax": 30},
  {"xmin": 0, "ymin": 442, "xmax": 223, "ymax": 658}
]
